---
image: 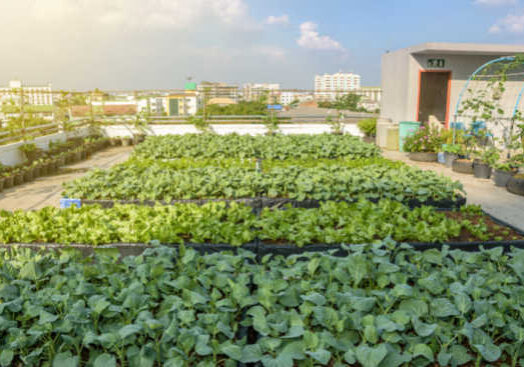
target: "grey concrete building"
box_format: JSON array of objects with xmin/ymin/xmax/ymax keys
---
[{"xmin": 378, "ymin": 42, "xmax": 524, "ymax": 146}]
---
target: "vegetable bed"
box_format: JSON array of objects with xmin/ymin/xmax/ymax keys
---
[
  {"xmin": 2, "ymin": 243, "xmax": 524, "ymax": 366},
  {"xmin": 132, "ymin": 134, "xmax": 381, "ymax": 160},
  {"xmin": 0, "ymin": 202, "xmax": 521, "ymax": 249},
  {"xmin": 62, "ymin": 164, "xmax": 465, "ymax": 208}
]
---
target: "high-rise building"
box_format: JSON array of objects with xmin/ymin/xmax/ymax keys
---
[
  {"xmin": 314, "ymin": 73, "xmax": 361, "ymax": 101},
  {"xmin": 242, "ymin": 83, "xmax": 280, "ymax": 103}
]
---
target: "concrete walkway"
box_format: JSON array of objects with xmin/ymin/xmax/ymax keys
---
[
  {"xmin": 0, "ymin": 146, "xmax": 133, "ymax": 211},
  {"xmin": 383, "ymin": 150, "xmax": 524, "ymax": 232}
]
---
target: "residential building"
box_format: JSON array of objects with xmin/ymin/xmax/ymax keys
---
[
  {"xmin": 137, "ymin": 97, "xmax": 167, "ymax": 115},
  {"xmin": 0, "ymin": 80, "xmax": 53, "ymax": 106},
  {"xmin": 355, "ymin": 87, "xmax": 382, "ymax": 111},
  {"xmin": 242, "ymin": 83, "xmax": 280, "ymax": 103},
  {"xmin": 314, "ymin": 72, "xmax": 361, "ymax": 101},
  {"xmin": 166, "ymin": 91, "xmax": 199, "ymax": 116},
  {"xmin": 197, "ymin": 82, "xmax": 239, "ymax": 103},
  {"xmin": 280, "ymin": 91, "xmax": 314, "ymax": 106}
]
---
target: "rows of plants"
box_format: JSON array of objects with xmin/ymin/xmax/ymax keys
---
[
  {"xmin": 132, "ymin": 134, "xmax": 381, "ymax": 160},
  {"xmin": 0, "ymin": 201, "xmax": 520, "ymax": 246},
  {"xmin": 123, "ymin": 156, "xmax": 403, "ymax": 171},
  {"xmin": 1, "ymin": 243, "xmax": 524, "ymax": 366},
  {"xmin": 0, "ymin": 136, "xmax": 110, "ymax": 193},
  {"xmin": 62, "ymin": 164, "xmax": 464, "ymax": 205}
]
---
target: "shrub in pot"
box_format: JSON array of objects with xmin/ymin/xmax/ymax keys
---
[
  {"xmin": 507, "ymin": 174, "xmax": 524, "ymax": 196},
  {"xmin": 441, "ymin": 144, "xmax": 462, "ymax": 168},
  {"xmin": 357, "ymin": 117, "xmax": 376, "ymax": 143},
  {"xmin": 18, "ymin": 143, "xmax": 42, "ymax": 163},
  {"xmin": 403, "ymin": 125, "xmax": 441, "ymax": 162},
  {"xmin": 121, "ymin": 136, "xmax": 134, "ymax": 146},
  {"xmin": 22, "ymin": 167, "xmax": 33, "ymax": 183},
  {"xmin": 13, "ymin": 170, "xmax": 24, "ymax": 186},
  {"xmin": 452, "ymin": 159, "xmax": 474, "ymax": 174},
  {"xmin": 3, "ymin": 173, "xmax": 14, "ymax": 189},
  {"xmin": 472, "ymin": 147, "xmax": 499, "ymax": 179}
]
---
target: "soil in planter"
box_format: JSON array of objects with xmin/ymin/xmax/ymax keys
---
[{"xmin": 260, "ymin": 211, "xmax": 523, "ymax": 247}]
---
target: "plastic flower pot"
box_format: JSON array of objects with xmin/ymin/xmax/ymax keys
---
[
  {"xmin": 444, "ymin": 153, "xmax": 458, "ymax": 168},
  {"xmin": 452, "ymin": 159, "xmax": 474, "ymax": 174},
  {"xmin": 32, "ymin": 166, "xmax": 41, "ymax": 179},
  {"xmin": 14, "ymin": 173, "xmax": 24, "ymax": 186},
  {"xmin": 0, "ymin": 178, "xmax": 4, "ymax": 193},
  {"xmin": 437, "ymin": 152, "xmax": 446, "ymax": 164},
  {"xmin": 121, "ymin": 137, "xmax": 133, "ymax": 146},
  {"xmin": 408, "ymin": 152, "xmax": 438, "ymax": 162},
  {"xmin": 110, "ymin": 138, "xmax": 121, "ymax": 147},
  {"xmin": 493, "ymin": 169, "xmax": 515, "ymax": 187},
  {"xmin": 507, "ymin": 175, "xmax": 524, "ymax": 196},
  {"xmin": 23, "ymin": 169, "xmax": 33, "ymax": 182},
  {"xmin": 473, "ymin": 162, "xmax": 492, "ymax": 179},
  {"xmin": 3, "ymin": 175, "xmax": 14, "ymax": 189}
]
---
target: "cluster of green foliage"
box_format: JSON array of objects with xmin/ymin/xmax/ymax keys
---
[
  {"xmin": 62, "ymin": 164, "xmax": 463, "ymax": 203},
  {"xmin": 133, "ymin": 134, "xmax": 381, "ymax": 160},
  {"xmin": 123, "ymin": 157, "xmax": 404, "ymax": 171},
  {"xmin": 197, "ymin": 100, "xmax": 267, "ymax": 116},
  {"xmin": 2, "ymin": 243, "xmax": 524, "ymax": 366},
  {"xmin": 403, "ymin": 126, "xmax": 443, "ymax": 153},
  {"xmin": 318, "ymin": 93, "xmax": 364, "ymax": 111},
  {"xmin": 245, "ymin": 242, "xmax": 524, "ymax": 366},
  {"xmin": 0, "ymin": 246, "xmax": 250, "ymax": 366},
  {"xmin": 358, "ymin": 118, "xmax": 377, "ymax": 137},
  {"xmin": 0, "ymin": 201, "xmax": 503, "ymax": 246}
]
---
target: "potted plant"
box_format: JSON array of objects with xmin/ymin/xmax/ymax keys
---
[
  {"xmin": 441, "ymin": 144, "xmax": 462, "ymax": 168},
  {"xmin": 452, "ymin": 135, "xmax": 476, "ymax": 174},
  {"xmin": 18, "ymin": 142, "xmax": 42, "ymax": 162},
  {"xmin": 472, "ymin": 147, "xmax": 499, "ymax": 179},
  {"xmin": 110, "ymin": 136, "xmax": 122, "ymax": 147},
  {"xmin": 22, "ymin": 166, "xmax": 33, "ymax": 183},
  {"xmin": 403, "ymin": 125, "xmax": 441, "ymax": 162},
  {"xmin": 493, "ymin": 161, "xmax": 518, "ymax": 187},
  {"xmin": 121, "ymin": 136, "xmax": 134, "ymax": 146},
  {"xmin": 508, "ymin": 173, "xmax": 524, "ymax": 196},
  {"xmin": 357, "ymin": 117, "xmax": 376, "ymax": 143},
  {"xmin": 13, "ymin": 168, "xmax": 24, "ymax": 186},
  {"xmin": 2, "ymin": 172, "xmax": 14, "ymax": 189}
]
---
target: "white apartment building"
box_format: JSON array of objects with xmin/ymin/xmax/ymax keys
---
[
  {"xmin": 137, "ymin": 97, "xmax": 167, "ymax": 115},
  {"xmin": 198, "ymin": 82, "xmax": 239, "ymax": 102},
  {"xmin": 314, "ymin": 72, "xmax": 361, "ymax": 101},
  {"xmin": 0, "ymin": 80, "xmax": 53, "ymax": 106},
  {"xmin": 242, "ymin": 83, "xmax": 280, "ymax": 102},
  {"xmin": 280, "ymin": 92, "xmax": 314, "ymax": 106}
]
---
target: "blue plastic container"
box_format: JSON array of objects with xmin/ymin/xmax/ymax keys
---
[{"xmin": 60, "ymin": 198, "xmax": 81, "ymax": 209}]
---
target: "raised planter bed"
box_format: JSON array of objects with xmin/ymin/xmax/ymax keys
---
[
  {"xmin": 4, "ymin": 209, "xmax": 521, "ymax": 257},
  {"xmin": 81, "ymin": 195, "xmax": 467, "ymax": 210}
]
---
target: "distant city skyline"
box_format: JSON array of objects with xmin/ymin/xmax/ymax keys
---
[{"xmin": 1, "ymin": 1, "xmax": 523, "ymax": 90}]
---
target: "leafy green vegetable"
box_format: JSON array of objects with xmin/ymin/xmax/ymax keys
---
[
  {"xmin": 133, "ymin": 133, "xmax": 381, "ymax": 160},
  {"xmin": 0, "ymin": 201, "xmax": 510, "ymax": 246}
]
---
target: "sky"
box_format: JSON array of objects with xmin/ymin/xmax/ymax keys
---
[{"xmin": 1, "ymin": 0, "xmax": 524, "ymax": 90}]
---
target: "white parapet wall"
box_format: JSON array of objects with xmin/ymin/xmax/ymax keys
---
[
  {"xmin": 0, "ymin": 127, "xmax": 91, "ymax": 167},
  {"xmin": 101, "ymin": 123, "xmax": 364, "ymax": 137}
]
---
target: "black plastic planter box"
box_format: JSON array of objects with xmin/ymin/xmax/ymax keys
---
[{"xmin": 80, "ymin": 195, "xmax": 467, "ymax": 211}]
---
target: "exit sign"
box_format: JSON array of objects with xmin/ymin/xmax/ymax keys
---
[{"xmin": 427, "ymin": 58, "xmax": 446, "ymax": 68}]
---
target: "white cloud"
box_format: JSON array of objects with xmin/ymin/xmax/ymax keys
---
[
  {"xmin": 297, "ymin": 22, "xmax": 344, "ymax": 51},
  {"xmin": 475, "ymin": 0, "xmax": 516, "ymax": 5},
  {"xmin": 266, "ymin": 15, "xmax": 289, "ymax": 25},
  {"xmin": 26, "ymin": 0, "xmax": 250, "ymax": 29},
  {"xmin": 489, "ymin": 13, "xmax": 524, "ymax": 33}
]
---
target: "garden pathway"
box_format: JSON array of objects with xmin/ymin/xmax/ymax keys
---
[
  {"xmin": 383, "ymin": 150, "xmax": 524, "ymax": 232},
  {"xmin": 0, "ymin": 146, "xmax": 133, "ymax": 211}
]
